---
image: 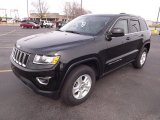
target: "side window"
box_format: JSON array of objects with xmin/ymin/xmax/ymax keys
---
[
  {"xmin": 113, "ymin": 19, "xmax": 128, "ymax": 34},
  {"xmin": 129, "ymin": 20, "xmax": 140, "ymax": 33},
  {"xmin": 139, "ymin": 19, "xmax": 148, "ymax": 31}
]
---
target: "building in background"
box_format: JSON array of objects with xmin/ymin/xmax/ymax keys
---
[{"xmin": 30, "ymin": 13, "xmax": 71, "ymax": 22}]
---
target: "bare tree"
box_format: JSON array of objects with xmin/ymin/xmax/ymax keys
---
[
  {"xmin": 64, "ymin": 2, "xmax": 72, "ymax": 21},
  {"xmin": 32, "ymin": 0, "xmax": 49, "ymax": 20},
  {"xmin": 64, "ymin": 1, "xmax": 91, "ymax": 20}
]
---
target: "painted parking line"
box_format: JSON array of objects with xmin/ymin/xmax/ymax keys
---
[
  {"xmin": 0, "ymin": 47, "xmax": 13, "ymax": 49},
  {"xmin": 0, "ymin": 70, "xmax": 12, "ymax": 73},
  {"xmin": 0, "ymin": 30, "xmax": 16, "ymax": 37}
]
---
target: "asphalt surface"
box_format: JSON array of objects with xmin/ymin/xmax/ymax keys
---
[{"xmin": 0, "ymin": 26, "xmax": 160, "ymax": 120}]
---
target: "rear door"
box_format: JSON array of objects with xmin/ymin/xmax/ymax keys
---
[{"xmin": 123, "ymin": 18, "xmax": 144, "ymax": 62}]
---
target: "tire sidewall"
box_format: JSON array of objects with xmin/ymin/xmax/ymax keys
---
[
  {"xmin": 137, "ymin": 48, "xmax": 148, "ymax": 68},
  {"xmin": 61, "ymin": 65, "xmax": 95, "ymax": 105}
]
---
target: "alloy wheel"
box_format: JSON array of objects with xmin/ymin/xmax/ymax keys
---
[{"xmin": 72, "ymin": 74, "xmax": 92, "ymax": 99}]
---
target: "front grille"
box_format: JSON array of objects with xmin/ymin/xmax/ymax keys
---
[{"xmin": 12, "ymin": 48, "xmax": 30, "ymax": 67}]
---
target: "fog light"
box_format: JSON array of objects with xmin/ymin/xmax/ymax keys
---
[{"xmin": 36, "ymin": 77, "xmax": 52, "ymax": 85}]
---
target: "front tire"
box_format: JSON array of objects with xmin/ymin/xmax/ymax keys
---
[
  {"xmin": 61, "ymin": 65, "xmax": 96, "ymax": 106},
  {"xmin": 132, "ymin": 47, "xmax": 148, "ymax": 69}
]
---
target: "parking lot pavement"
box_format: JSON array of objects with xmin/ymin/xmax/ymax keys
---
[
  {"xmin": 0, "ymin": 26, "xmax": 53, "ymax": 70},
  {"xmin": 0, "ymin": 26, "xmax": 160, "ymax": 120}
]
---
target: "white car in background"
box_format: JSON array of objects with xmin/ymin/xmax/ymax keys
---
[{"xmin": 41, "ymin": 20, "xmax": 53, "ymax": 28}]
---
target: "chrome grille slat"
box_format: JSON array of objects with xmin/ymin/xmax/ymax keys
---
[
  {"xmin": 12, "ymin": 48, "xmax": 16, "ymax": 59},
  {"xmin": 12, "ymin": 48, "xmax": 30, "ymax": 67},
  {"xmin": 22, "ymin": 53, "xmax": 26, "ymax": 67},
  {"xmin": 14, "ymin": 49, "xmax": 18, "ymax": 60},
  {"xmin": 18, "ymin": 52, "xmax": 22, "ymax": 65},
  {"xmin": 11, "ymin": 48, "xmax": 15, "ymax": 57},
  {"xmin": 16, "ymin": 50, "xmax": 20, "ymax": 63},
  {"xmin": 20, "ymin": 52, "xmax": 24, "ymax": 64},
  {"xmin": 15, "ymin": 49, "xmax": 19, "ymax": 63}
]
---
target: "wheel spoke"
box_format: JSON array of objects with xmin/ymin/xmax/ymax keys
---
[
  {"xmin": 84, "ymin": 85, "xmax": 90, "ymax": 91},
  {"xmin": 72, "ymin": 74, "xmax": 92, "ymax": 99},
  {"xmin": 73, "ymin": 87, "xmax": 79, "ymax": 94},
  {"xmin": 78, "ymin": 90, "xmax": 83, "ymax": 99},
  {"xmin": 83, "ymin": 76, "xmax": 89, "ymax": 84},
  {"xmin": 77, "ymin": 76, "xmax": 83, "ymax": 85}
]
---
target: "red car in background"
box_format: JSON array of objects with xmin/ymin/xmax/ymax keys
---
[{"xmin": 20, "ymin": 22, "xmax": 40, "ymax": 29}]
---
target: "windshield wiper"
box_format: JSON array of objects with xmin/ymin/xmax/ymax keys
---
[{"xmin": 65, "ymin": 30, "xmax": 80, "ymax": 34}]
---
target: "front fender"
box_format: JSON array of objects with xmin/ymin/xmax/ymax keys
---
[{"xmin": 58, "ymin": 55, "xmax": 102, "ymax": 92}]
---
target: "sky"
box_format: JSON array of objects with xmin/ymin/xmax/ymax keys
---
[{"xmin": 0, "ymin": 0, "xmax": 160, "ymax": 21}]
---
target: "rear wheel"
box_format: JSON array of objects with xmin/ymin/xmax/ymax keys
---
[
  {"xmin": 61, "ymin": 65, "xmax": 96, "ymax": 106},
  {"xmin": 132, "ymin": 47, "xmax": 148, "ymax": 69}
]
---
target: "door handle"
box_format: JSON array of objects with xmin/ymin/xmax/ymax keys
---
[
  {"xmin": 139, "ymin": 34, "xmax": 144, "ymax": 40},
  {"xmin": 126, "ymin": 37, "xmax": 130, "ymax": 40}
]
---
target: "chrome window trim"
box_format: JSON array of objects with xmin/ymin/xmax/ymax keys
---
[{"xmin": 108, "ymin": 16, "xmax": 149, "ymax": 36}]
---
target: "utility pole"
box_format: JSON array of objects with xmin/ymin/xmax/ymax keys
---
[
  {"xmin": 27, "ymin": 0, "xmax": 29, "ymax": 19},
  {"xmin": 10, "ymin": 9, "xmax": 12, "ymax": 18},
  {"xmin": 155, "ymin": 7, "xmax": 160, "ymax": 30},
  {"xmin": 156, "ymin": 7, "xmax": 160, "ymax": 24},
  {"xmin": 65, "ymin": 2, "xmax": 69, "ymax": 22},
  {"xmin": 39, "ymin": 0, "xmax": 42, "ymax": 20},
  {"xmin": 81, "ymin": 0, "xmax": 82, "ymax": 15},
  {"xmin": 4, "ymin": 9, "xmax": 7, "ymax": 23}
]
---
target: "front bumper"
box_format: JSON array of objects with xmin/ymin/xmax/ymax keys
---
[{"xmin": 11, "ymin": 60, "xmax": 61, "ymax": 99}]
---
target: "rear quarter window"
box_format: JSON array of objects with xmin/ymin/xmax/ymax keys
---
[
  {"xmin": 139, "ymin": 19, "xmax": 148, "ymax": 31},
  {"xmin": 129, "ymin": 20, "xmax": 141, "ymax": 33}
]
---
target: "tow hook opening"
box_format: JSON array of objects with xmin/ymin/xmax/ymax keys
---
[{"xmin": 36, "ymin": 77, "xmax": 52, "ymax": 85}]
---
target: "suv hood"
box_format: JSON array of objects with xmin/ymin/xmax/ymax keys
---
[{"xmin": 16, "ymin": 31, "xmax": 94, "ymax": 54}]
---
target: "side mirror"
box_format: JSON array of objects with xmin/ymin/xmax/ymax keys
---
[{"xmin": 110, "ymin": 28, "xmax": 125, "ymax": 37}]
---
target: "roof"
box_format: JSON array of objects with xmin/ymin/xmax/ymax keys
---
[{"xmin": 82, "ymin": 13, "xmax": 142, "ymax": 19}]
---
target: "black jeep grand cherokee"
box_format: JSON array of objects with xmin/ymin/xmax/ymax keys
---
[{"xmin": 11, "ymin": 14, "xmax": 151, "ymax": 105}]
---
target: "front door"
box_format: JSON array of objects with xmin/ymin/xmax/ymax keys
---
[{"xmin": 104, "ymin": 18, "xmax": 130, "ymax": 72}]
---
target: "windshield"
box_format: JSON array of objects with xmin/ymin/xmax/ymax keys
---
[{"xmin": 60, "ymin": 15, "xmax": 110, "ymax": 35}]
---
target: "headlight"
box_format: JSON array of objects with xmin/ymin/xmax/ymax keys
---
[{"xmin": 33, "ymin": 55, "xmax": 60, "ymax": 65}]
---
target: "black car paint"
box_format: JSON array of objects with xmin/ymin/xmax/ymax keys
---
[
  {"xmin": 11, "ymin": 14, "xmax": 151, "ymax": 98},
  {"xmin": 16, "ymin": 31, "xmax": 94, "ymax": 54}
]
